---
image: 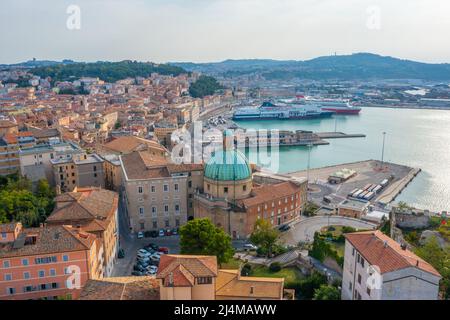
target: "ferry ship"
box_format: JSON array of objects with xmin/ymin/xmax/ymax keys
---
[
  {"xmin": 304, "ymin": 97, "xmax": 361, "ymax": 114},
  {"xmin": 232, "ymin": 101, "xmax": 334, "ymax": 120}
]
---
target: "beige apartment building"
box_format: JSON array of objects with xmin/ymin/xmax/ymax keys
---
[
  {"xmin": 52, "ymin": 152, "xmax": 105, "ymax": 193},
  {"xmin": 102, "ymin": 154, "xmax": 122, "ymax": 191},
  {"xmin": 19, "ymin": 141, "xmax": 84, "ymax": 185},
  {"xmin": 120, "ymin": 150, "xmax": 203, "ymax": 233},
  {"xmin": 97, "ymin": 136, "xmax": 168, "ymax": 192},
  {"xmin": 45, "ymin": 187, "xmax": 119, "ymax": 277},
  {"xmin": 0, "ymin": 133, "xmax": 35, "ymax": 176}
]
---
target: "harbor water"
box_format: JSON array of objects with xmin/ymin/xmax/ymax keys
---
[{"xmin": 235, "ymin": 107, "xmax": 450, "ymax": 211}]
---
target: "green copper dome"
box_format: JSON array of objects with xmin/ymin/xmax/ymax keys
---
[{"xmin": 204, "ymin": 149, "xmax": 252, "ymax": 181}]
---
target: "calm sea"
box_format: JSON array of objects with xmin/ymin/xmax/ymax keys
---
[{"xmin": 235, "ymin": 107, "xmax": 450, "ymax": 211}]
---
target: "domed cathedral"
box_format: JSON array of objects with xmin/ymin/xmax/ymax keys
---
[{"xmin": 193, "ymin": 130, "xmax": 308, "ymax": 240}]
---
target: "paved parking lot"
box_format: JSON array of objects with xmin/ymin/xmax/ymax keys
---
[
  {"xmin": 113, "ymin": 234, "xmax": 181, "ymax": 277},
  {"xmin": 292, "ymin": 160, "xmax": 415, "ymax": 207}
]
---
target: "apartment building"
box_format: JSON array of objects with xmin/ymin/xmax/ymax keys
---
[
  {"xmin": 120, "ymin": 150, "xmax": 203, "ymax": 233},
  {"xmin": 19, "ymin": 140, "xmax": 83, "ymax": 185},
  {"xmin": 0, "ymin": 222, "xmax": 103, "ymax": 300},
  {"xmin": 0, "ymin": 133, "xmax": 35, "ymax": 176},
  {"xmin": 341, "ymin": 230, "xmax": 441, "ymax": 300},
  {"xmin": 102, "ymin": 154, "xmax": 122, "ymax": 191},
  {"xmin": 45, "ymin": 187, "xmax": 119, "ymax": 277},
  {"xmin": 52, "ymin": 152, "xmax": 105, "ymax": 192}
]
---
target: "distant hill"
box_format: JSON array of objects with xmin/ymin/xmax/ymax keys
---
[
  {"xmin": 0, "ymin": 59, "xmax": 75, "ymax": 70},
  {"xmin": 170, "ymin": 53, "xmax": 450, "ymax": 80}
]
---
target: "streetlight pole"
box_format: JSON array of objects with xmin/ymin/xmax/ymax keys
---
[
  {"xmin": 381, "ymin": 132, "xmax": 386, "ymax": 168},
  {"xmin": 307, "ymin": 142, "xmax": 312, "ymax": 182}
]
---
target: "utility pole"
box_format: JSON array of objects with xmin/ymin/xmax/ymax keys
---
[
  {"xmin": 381, "ymin": 132, "xmax": 386, "ymax": 168},
  {"xmin": 306, "ymin": 142, "xmax": 313, "ymax": 200}
]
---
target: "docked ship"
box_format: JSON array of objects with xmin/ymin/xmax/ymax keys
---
[
  {"xmin": 304, "ymin": 97, "xmax": 361, "ymax": 114},
  {"xmin": 232, "ymin": 101, "xmax": 334, "ymax": 120}
]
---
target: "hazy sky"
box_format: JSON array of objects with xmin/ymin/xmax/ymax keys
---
[{"xmin": 1, "ymin": 0, "xmax": 450, "ymax": 64}]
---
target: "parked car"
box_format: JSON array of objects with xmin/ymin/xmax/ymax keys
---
[
  {"xmin": 137, "ymin": 256, "xmax": 149, "ymax": 262},
  {"xmin": 133, "ymin": 265, "xmax": 145, "ymax": 272},
  {"xmin": 171, "ymin": 228, "xmax": 178, "ymax": 235},
  {"xmin": 138, "ymin": 261, "xmax": 150, "ymax": 268},
  {"xmin": 165, "ymin": 229, "xmax": 172, "ymax": 236},
  {"xmin": 146, "ymin": 265, "xmax": 158, "ymax": 274},
  {"xmin": 149, "ymin": 254, "xmax": 161, "ymax": 262},
  {"xmin": 137, "ymin": 232, "xmax": 144, "ymax": 239},
  {"xmin": 278, "ymin": 225, "xmax": 291, "ymax": 232},
  {"xmin": 158, "ymin": 247, "xmax": 169, "ymax": 254},
  {"xmin": 159, "ymin": 229, "xmax": 165, "ymax": 237},
  {"xmin": 147, "ymin": 243, "xmax": 159, "ymax": 250},
  {"xmin": 137, "ymin": 251, "xmax": 151, "ymax": 259},
  {"xmin": 118, "ymin": 248, "xmax": 125, "ymax": 258},
  {"xmin": 150, "ymin": 230, "xmax": 158, "ymax": 238},
  {"xmin": 243, "ymin": 243, "xmax": 258, "ymax": 251}
]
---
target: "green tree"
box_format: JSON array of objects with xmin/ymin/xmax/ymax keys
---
[
  {"xmin": 189, "ymin": 75, "xmax": 223, "ymax": 98},
  {"xmin": 313, "ymin": 284, "xmax": 341, "ymax": 300},
  {"xmin": 179, "ymin": 218, "xmax": 234, "ymax": 265},
  {"xmin": 415, "ymin": 236, "xmax": 450, "ymax": 299},
  {"xmin": 250, "ymin": 219, "xmax": 279, "ymax": 257},
  {"xmin": 0, "ymin": 176, "xmax": 55, "ymax": 227},
  {"xmin": 285, "ymin": 272, "xmax": 328, "ymax": 300},
  {"xmin": 309, "ymin": 232, "xmax": 329, "ymax": 262}
]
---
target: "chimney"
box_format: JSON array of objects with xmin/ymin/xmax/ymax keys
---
[
  {"xmin": 383, "ymin": 240, "xmax": 388, "ymax": 248},
  {"xmin": 400, "ymin": 243, "xmax": 407, "ymax": 250},
  {"xmin": 416, "ymin": 260, "xmax": 419, "ymax": 267},
  {"xmin": 169, "ymin": 272, "xmax": 174, "ymax": 286}
]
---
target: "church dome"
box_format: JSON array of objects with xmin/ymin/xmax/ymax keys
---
[{"xmin": 204, "ymin": 149, "xmax": 252, "ymax": 182}]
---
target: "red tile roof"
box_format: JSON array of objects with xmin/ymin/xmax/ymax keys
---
[
  {"xmin": 239, "ymin": 181, "xmax": 300, "ymax": 208},
  {"xmin": 79, "ymin": 276, "xmax": 160, "ymax": 300},
  {"xmin": 156, "ymin": 255, "xmax": 218, "ymax": 287},
  {"xmin": 0, "ymin": 225, "xmax": 97, "ymax": 258},
  {"xmin": 47, "ymin": 188, "xmax": 118, "ymax": 230},
  {"xmin": 345, "ymin": 230, "xmax": 441, "ymax": 277}
]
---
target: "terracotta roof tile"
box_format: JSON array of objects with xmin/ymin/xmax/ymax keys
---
[
  {"xmin": 0, "ymin": 225, "xmax": 96, "ymax": 258},
  {"xmin": 157, "ymin": 255, "xmax": 218, "ymax": 287},
  {"xmin": 103, "ymin": 136, "xmax": 166, "ymax": 154},
  {"xmin": 47, "ymin": 188, "xmax": 118, "ymax": 228},
  {"xmin": 239, "ymin": 181, "xmax": 300, "ymax": 208},
  {"xmin": 345, "ymin": 230, "xmax": 441, "ymax": 277},
  {"xmin": 79, "ymin": 276, "xmax": 160, "ymax": 300}
]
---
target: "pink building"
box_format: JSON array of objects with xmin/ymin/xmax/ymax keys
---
[{"xmin": 0, "ymin": 222, "xmax": 103, "ymax": 300}]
